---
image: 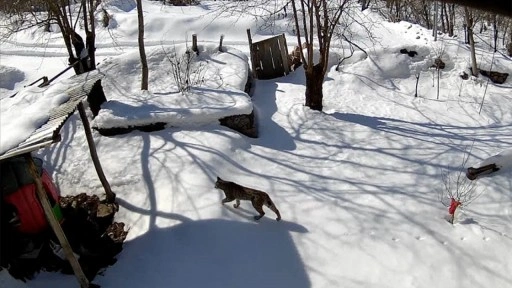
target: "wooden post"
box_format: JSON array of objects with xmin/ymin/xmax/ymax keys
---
[
  {"xmin": 437, "ymin": 69, "xmax": 440, "ymax": 100},
  {"xmin": 280, "ymin": 34, "xmax": 290, "ymax": 75},
  {"xmin": 247, "ymin": 29, "xmax": 256, "ymax": 78},
  {"xmin": 24, "ymin": 154, "xmax": 90, "ymax": 288},
  {"xmin": 192, "ymin": 34, "xmax": 198, "ymax": 54},
  {"xmin": 414, "ymin": 73, "xmax": 420, "ymax": 97},
  {"xmin": 77, "ymin": 102, "xmax": 116, "ymax": 203},
  {"xmin": 219, "ymin": 34, "xmax": 224, "ymax": 52}
]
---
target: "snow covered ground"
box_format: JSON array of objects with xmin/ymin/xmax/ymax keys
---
[
  {"xmin": 1, "ymin": 1, "xmax": 512, "ymax": 288},
  {"xmin": 91, "ymin": 44, "xmax": 252, "ymax": 130}
]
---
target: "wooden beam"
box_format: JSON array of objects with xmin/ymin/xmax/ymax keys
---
[
  {"xmin": 280, "ymin": 34, "xmax": 290, "ymax": 75},
  {"xmin": 247, "ymin": 29, "xmax": 257, "ymax": 79},
  {"xmin": 24, "ymin": 154, "xmax": 90, "ymax": 288},
  {"xmin": 77, "ymin": 102, "xmax": 116, "ymax": 203}
]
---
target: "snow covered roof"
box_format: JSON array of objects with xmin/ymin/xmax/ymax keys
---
[{"xmin": 0, "ymin": 71, "xmax": 104, "ymax": 160}]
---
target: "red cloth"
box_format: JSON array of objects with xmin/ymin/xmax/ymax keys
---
[
  {"xmin": 448, "ymin": 198, "xmax": 461, "ymax": 215},
  {"xmin": 3, "ymin": 170, "xmax": 60, "ymax": 234}
]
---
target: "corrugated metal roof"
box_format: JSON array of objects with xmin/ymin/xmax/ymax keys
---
[{"xmin": 0, "ymin": 71, "xmax": 104, "ymax": 161}]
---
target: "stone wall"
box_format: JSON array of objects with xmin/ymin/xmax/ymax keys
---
[{"xmin": 219, "ymin": 111, "xmax": 257, "ymax": 138}]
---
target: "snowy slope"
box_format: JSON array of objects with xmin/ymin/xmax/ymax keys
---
[{"xmin": 1, "ymin": 1, "xmax": 512, "ymax": 288}]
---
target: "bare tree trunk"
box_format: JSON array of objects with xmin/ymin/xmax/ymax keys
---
[
  {"xmin": 56, "ymin": 18, "xmax": 74, "ymax": 61},
  {"xmin": 360, "ymin": 0, "xmax": 369, "ymax": 11},
  {"xmin": 79, "ymin": 0, "xmax": 95, "ymax": 73},
  {"xmin": 465, "ymin": 7, "xmax": 478, "ymax": 76},
  {"xmin": 502, "ymin": 20, "xmax": 509, "ymax": 46},
  {"xmin": 136, "ymin": 0, "xmax": 149, "ymax": 90},
  {"xmin": 448, "ymin": 4, "xmax": 455, "ymax": 36},
  {"xmin": 508, "ymin": 27, "xmax": 512, "ymax": 56},
  {"xmin": 305, "ymin": 64, "xmax": 325, "ymax": 111},
  {"xmin": 464, "ymin": 24, "xmax": 468, "ymax": 43},
  {"xmin": 87, "ymin": 0, "xmax": 97, "ymax": 70},
  {"xmin": 50, "ymin": 1, "xmax": 93, "ymax": 75},
  {"xmin": 493, "ymin": 14, "xmax": 498, "ymax": 52},
  {"xmin": 78, "ymin": 102, "xmax": 116, "ymax": 203},
  {"xmin": 423, "ymin": 3, "xmax": 431, "ymax": 29},
  {"xmin": 509, "ymin": 26, "xmax": 512, "ymax": 56},
  {"xmin": 287, "ymin": 0, "xmax": 348, "ymax": 112},
  {"xmin": 394, "ymin": 0, "xmax": 400, "ymax": 21},
  {"xmin": 440, "ymin": 3, "xmax": 446, "ymax": 34},
  {"xmin": 51, "ymin": 3, "xmax": 76, "ymax": 66},
  {"xmin": 69, "ymin": 29, "xmax": 88, "ymax": 74},
  {"xmin": 433, "ymin": 1, "xmax": 438, "ymax": 40}
]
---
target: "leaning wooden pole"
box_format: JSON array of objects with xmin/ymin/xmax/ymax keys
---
[
  {"xmin": 24, "ymin": 154, "xmax": 90, "ymax": 288},
  {"xmin": 77, "ymin": 102, "xmax": 116, "ymax": 203},
  {"xmin": 247, "ymin": 29, "xmax": 256, "ymax": 79}
]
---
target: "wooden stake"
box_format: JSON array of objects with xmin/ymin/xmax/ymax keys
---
[
  {"xmin": 219, "ymin": 34, "xmax": 224, "ymax": 52},
  {"xmin": 246, "ymin": 29, "xmax": 253, "ymax": 47},
  {"xmin": 414, "ymin": 73, "xmax": 420, "ymax": 97},
  {"xmin": 192, "ymin": 34, "xmax": 198, "ymax": 54},
  {"xmin": 77, "ymin": 102, "xmax": 116, "ymax": 203},
  {"xmin": 24, "ymin": 154, "xmax": 90, "ymax": 288},
  {"xmin": 437, "ymin": 69, "xmax": 440, "ymax": 100}
]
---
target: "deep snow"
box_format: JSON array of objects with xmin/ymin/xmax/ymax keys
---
[{"xmin": 1, "ymin": 1, "xmax": 512, "ymax": 288}]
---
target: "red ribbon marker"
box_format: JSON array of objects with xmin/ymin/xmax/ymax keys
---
[{"xmin": 448, "ymin": 198, "xmax": 461, "ymax": 215}]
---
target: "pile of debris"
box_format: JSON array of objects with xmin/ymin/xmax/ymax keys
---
[{"xmin": 1, "ymin": 192, "xmax": 128, "ymax": 282}]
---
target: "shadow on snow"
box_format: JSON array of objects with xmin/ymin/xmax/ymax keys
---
[{"xmin": 96, "ymin": 219, "xmax": 310, "ymax": 288}]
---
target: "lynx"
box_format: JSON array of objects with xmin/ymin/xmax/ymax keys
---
[{"xmin": 215, "ymin": 177, "xmax": 281, "ymax": 221}]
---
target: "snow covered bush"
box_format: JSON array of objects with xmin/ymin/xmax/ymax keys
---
[{"xmin": 163, "ymin": 45, "xmax": 206, "ymax": 92}]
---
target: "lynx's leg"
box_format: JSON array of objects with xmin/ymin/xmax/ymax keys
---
[
  {"xmin": 222, "ymin": 197, "xmax": 235, "ymax": 204},
  {"xmin": 251, "ymin": 199, "xmax": 265, "ymax": 220},
  {"xmin": 269, "ymin": 205, "xmax": 281, "ymax": 221},
  {"xmin": 233, "ymin": 199, "xmax": 240, "ymax": 208}
]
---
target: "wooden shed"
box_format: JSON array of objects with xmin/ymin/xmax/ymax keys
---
[{"xmin": 247, "ymin": 30, "xmax": 290, "ymax": 80}]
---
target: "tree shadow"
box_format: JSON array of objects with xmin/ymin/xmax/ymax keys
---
[
  {"xmin": 95, "ymin": 219, "xmax": 310, "ymax": 288},
  {"xmin": 329, "ymin": 112, "xmax": 512, "ymax": 153}
]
